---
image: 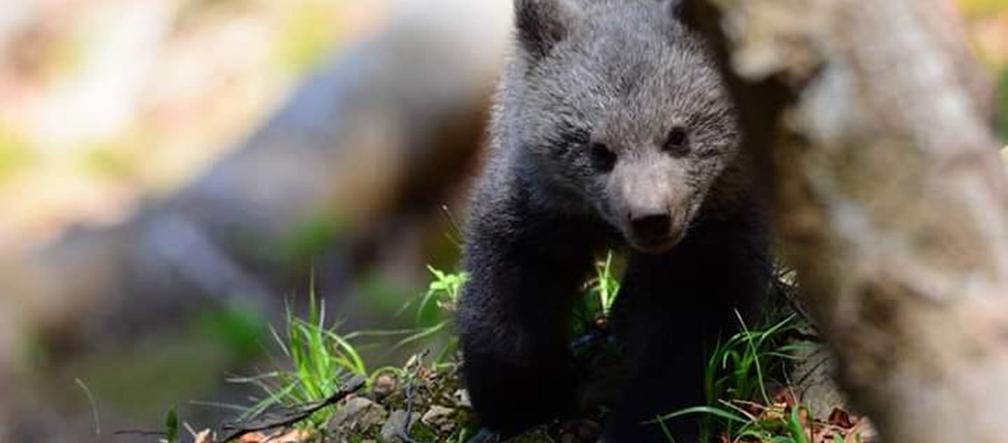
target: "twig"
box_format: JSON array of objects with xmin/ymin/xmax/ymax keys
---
[
  {"xmin": 220, "ymin": 374, "xmax": 366, "ymax": 442},
  {"xmin": 400, "ymin": 350, "xmax": 431, "ymax": 443},
  {"xmin": 770, "ymin": 265, "xmax": 816, "ymax": 328}
]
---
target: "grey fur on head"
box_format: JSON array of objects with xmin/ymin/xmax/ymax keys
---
[{"xmin": 502, "ymin": 0, "xmax": 740, "ymax": 252}]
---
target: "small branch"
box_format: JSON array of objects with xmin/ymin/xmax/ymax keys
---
[
  {"xmin": 220, "ymin": 374, "xmax": 366, "ymax": 442},
  {"xmin": 400, "ymin": 350, "xmax": 432, "ymax": 443}
]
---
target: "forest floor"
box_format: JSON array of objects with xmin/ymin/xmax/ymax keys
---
[{"xmin": 149, "ymin": 259, "xmax": 877, "ymax": 443}]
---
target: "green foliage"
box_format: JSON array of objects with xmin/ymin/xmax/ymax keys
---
[
  {"xmin": 416, "ymin": 266, "xmax": 468, "ymax": 326},
  {"xmin": 233, "ymin": 284, "xmax": 367, "ymax": 429},
  {"xmin": 788, "ymin": 405, "xmax": 811, "ymax": 443},
  {"xmin": 589, "ymin": 251, "xmax": 621, "ymax": 317},
  {"xmin": 704, "ymin": 313, "xmax": 804, "ymax": 407},
  {"xmin": 386, "ymin": 266, "xmax": 468, "ymax": 361},
  {"xmin": 229, "ymin": 258, "xmax": 842, "ymax": 443},
  {"xmin": 572, "ymin": 251, "xmax": 622, "ymax": 336},
  {"xmin": 232, "ymin": 264, "xmax": 472, "ymax": 433},
  {"xmin": 655, "ymin": 310, "xmax": 812, "ymax": 442},
  {"xmin": 164, "ymin": 406, "xmax": 179, "ymax": 443}
]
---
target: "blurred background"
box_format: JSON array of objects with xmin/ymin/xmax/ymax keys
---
[{"xmin": 0, "ymin": 0, "xmax": 1002, "ymax": 441}]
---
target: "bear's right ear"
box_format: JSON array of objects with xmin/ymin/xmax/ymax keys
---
[{"xmin": 515, "ymin": 0, "xmax": 577, "ymax": 61}]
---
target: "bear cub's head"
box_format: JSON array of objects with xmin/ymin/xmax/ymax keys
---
[{"xmin": 509, "ymin": 0, "xmax": 740, "ymax": 253}]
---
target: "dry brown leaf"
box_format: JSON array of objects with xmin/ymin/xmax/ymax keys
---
[
  {"xmin": 238, "ymin": 431, "xmax": 267, "ymax": 443},
  {"xmin": 193, "ymin": 429, "xmax": 213, "ymax": 443},
  {"xmin": 827, "ymin": 408, "xmax": 857, "ymax": 428},
  {"xmin": 772, "ymin": 387, "xmax": 798, "ymax": 407}
]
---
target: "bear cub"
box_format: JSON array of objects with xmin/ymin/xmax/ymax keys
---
[{"xmin": 457, "ymin": 0, "xmax": 769, "ymax": 441}]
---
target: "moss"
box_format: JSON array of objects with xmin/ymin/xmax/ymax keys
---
[{"xmin": 408, "ymin": 421, "xmax": 440, "ymax": 441}]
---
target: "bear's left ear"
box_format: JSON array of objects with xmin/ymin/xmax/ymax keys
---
[{"xmin": 515, "ymin": 0, "xmax": 579, "ymax": 62}]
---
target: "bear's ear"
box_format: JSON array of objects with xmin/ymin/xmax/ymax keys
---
[{"xmin": 515, "ymin": 0, "xmax": 577, "ymax": 61}]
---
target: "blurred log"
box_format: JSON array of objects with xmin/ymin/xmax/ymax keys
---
[
  {"xmin": 688, "ymin": 0, "xmax": 1008, "ymax": 441},
  {"xmin": 0, "ymin": 0, "xmax": 509, "ymax": 367}
]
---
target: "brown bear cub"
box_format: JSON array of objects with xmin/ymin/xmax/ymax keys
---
[{"xmin": 457, "ymin": 0, "xmax": 769, "ymax": 441}]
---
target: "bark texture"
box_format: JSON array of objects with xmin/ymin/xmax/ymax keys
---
[{"xmin": 689, "ymin": 0, "xmax": 1008, "ymax": 441}]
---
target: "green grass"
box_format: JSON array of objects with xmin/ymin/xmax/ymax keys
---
[
  {"xmin": 228, "ymin": 265, "xmax": 468, "ymax": 435},
  {"xmin": 218, "ymin": 258, "xmax": 845, "ymax": 443},
  {"xmin": 386, "ymin": 266, "xmax": 469, "ymax": 361},
  {"xmin": 232, "ymin": 283, "xmax": 367, "ymax": 429},
  {"xmin": 653, "ymin": 309, "xmax": 814, "ymax": 442},
  {"xmin": 650, "ymin": 266, "xmax": 870, "ymax": 443},
  {"xmin": 572, "ymin": 251, "xmax": 622, "ymax": 337},
  {"xmin": 704, "ymin": 312, "xmax": 805, "ymax": 408},
  {"xmin": 588, "ymin": 251, "xmax": 621, "ymax": 318},
  {"xmin": 415, "ymin": 265, "xmax": 468, "ymax": 327}
]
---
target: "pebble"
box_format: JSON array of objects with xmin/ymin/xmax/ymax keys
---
[
  {"xmin": 421, "ymin": 405, "xmax": 456, "ymax": 432},
  {"xmin": 328, "ymin": 397, "xmax": 388, "ymax": 432},
  {"xmin": 380, "ymin": 410, "xmax": 417, "ymax": 443}
]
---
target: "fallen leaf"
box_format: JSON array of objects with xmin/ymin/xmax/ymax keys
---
[
  {"xmin": 827, "ymin": 408, "xmax": 856, "ymax": 428},
  {"xmin": 239, "ymin": 431, "xmax": 267, "ymax": 443},
  {"xmin": 194, "ymin": 429, "xmax": 213, "ymax": 443}
]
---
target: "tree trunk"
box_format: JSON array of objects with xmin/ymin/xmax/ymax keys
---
[{"xmin": 689, "ymin": 0, "xmax": 1008, "ymax": 441}]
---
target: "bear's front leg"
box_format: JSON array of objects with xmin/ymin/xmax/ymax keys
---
[
  {"xmin": 457, "ymin": 192, "xmax": 596, "ymax": 437},
  {"xmin": 606, "ymin": 214, "xmax": 769, "ymax": 443}
]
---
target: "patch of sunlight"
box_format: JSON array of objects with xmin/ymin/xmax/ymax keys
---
[
  {"xmin": 77, "ymin": 137, "xmax": 144, "ymax": 181},
  {"xmin": 959, "ymin": 0, "xmax": 1006, "ymax": 19},
  {"xmin": 272, "ymin": 0, "xmax": 344, "ymax": 75},
  {"xmin": 0, "ymin": 125, "xmax": 37, "ymax": 184}
]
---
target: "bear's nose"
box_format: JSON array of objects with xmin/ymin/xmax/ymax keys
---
[{"xmin": 630, "ymin": 213, "xmax": 671, "ymax": 242}]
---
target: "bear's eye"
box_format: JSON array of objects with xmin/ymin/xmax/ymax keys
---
[
  {"xmin": 662, "ymin": 126, "xmax": 690, "ymax": 157},
  {"xmin": 589, "ymin": 142, "xmax": 617, "ymax": 172}
]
